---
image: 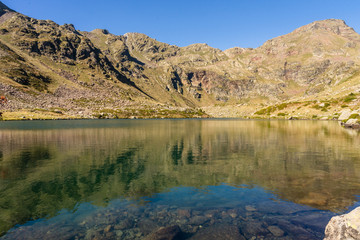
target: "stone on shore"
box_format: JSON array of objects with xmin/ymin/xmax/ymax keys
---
[
  {"xmin": 344, "ymin": 118, "xmax": 360, "ymax": 129},
  {"xmin": 324, "ymin": 207, "xmax": 360, "ymax": 240}
]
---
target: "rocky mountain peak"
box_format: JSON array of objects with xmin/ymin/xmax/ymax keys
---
[
  {"xmin": 123, "ymin": 32, "xmax": 180, "ymax": 62},
  {"xmin": 0, "ymin": 1, "xmax": 12, "ymax": 11},
  {"xmin": 224, "ymin": 47, "xmax": 252, "ymax": 58},
  {"xmin": 0, "ymin": 1, "xmax": 14, "ymax": 16},
  {"xmin": 91, "ymin": 28, "xmax": 110, "ymax": 35},
  {"xmin": 258, "ymin": 18, "xmax": 360, "ymax": 58},
  {"xmin": 294, "ymin": 19, "xmax": 359, "ymax": 40}
]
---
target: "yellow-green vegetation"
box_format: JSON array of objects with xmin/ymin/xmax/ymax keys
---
[
  {"xmin": 255, "ymin": 103, "xmax": 289, "ymax": 115},
  {"xmin": 93, "ymin": 107, "xmax": 209, "ymax": 119},
  {"xmin": 343, "ymin": 93, "xmax": 357, "ymax": 103},
  {"xmin": 1, "ymin": 110, "xmax": 73, "ymax": 120},
  {"xmin": 348, "ymin": 113, "xmax": 360, "ymax": 119},
  {"xmin": 312, "ymin": 102, "xmax": 330, "ymax": 112}
]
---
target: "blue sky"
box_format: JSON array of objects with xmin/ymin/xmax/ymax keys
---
[{"xmin": 3, "ymin": 0, "xmax": 360, "ymax": 50}]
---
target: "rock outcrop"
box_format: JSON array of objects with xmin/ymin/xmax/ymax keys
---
[{"xmin": 324, "ymin": 207, "xmax": 360, "ymax": 240}]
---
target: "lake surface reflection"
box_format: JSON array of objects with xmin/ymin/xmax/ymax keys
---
[{"xmin": 0, "ymin": 119, "xmax": 360, "ymax": 239}]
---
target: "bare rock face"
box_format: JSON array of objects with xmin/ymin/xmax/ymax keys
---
[
  {"xmin": 324, "ymin": 207, "xmax": 360, "ymax": 240},
  {"xmin": 338, "ymin": 109, "xmax": 353, "ymax": 121}
]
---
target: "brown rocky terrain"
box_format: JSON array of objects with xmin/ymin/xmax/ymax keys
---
[{"xmin": 0, "ymin": 2, "xmax": 359, "ymax": 120}]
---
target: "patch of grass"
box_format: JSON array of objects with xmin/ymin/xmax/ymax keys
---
[
  {"xmin": 277, "ymin": 103, "xmax": 288, "ymax": 111},
  {"xmin": 313, "ymin": 102, "xmax": 330, "ymax": 112},
  {"xmin": 255, "ymin": 103, "xmax": 289, "ymax": 115},
  {"xmin": 321, "ymin": 103, "xmax": 330, "ymax": 112},
  {"xmin": 255, "ymin": 106, "xmax": 276, "ymax": 115},
  {"xmin": 1, "ymin": 110, "xmax": 69, "ymax": 120},
  {"xmin": 312, "ymin": 104, "xmax": 321, "ymax": 110},
  {"xmin": 343, "ymin": 93, "xmax": 356, "ymax": 103},
  {"xmin": 312, "ymin": 115, "xmax": 318, "ymax": 119},
  {"xmin": 303, "ymin": 102, "xmax": 312, "ymax": 107},
  {"xmin": 349, "ymin": 113, "xmax": 360, "ymax": 119},
  {"xmin": 277, "ymin": 112, "xmax": 286, "ymax": 116},
  {"xmin": 341, "ymin": 105, "xmax": 348, "ymax": 108}
]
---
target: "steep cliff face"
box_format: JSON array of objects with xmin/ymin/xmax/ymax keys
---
[{"xmin": 0, "ymin": 1, "xmax": 359, "ymax": 119}]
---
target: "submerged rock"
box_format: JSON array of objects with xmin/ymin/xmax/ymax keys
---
[
  {"xmin": 144, "ymin": 225, "xmax": 183, "ymax": 240},
  {"xmin": 178, "ymin": 209, "xmax": 191, "ymax": 218},
  {"xmin": 324, "ymin": 207, "xmax": 360, "ymax": 240},
  {"xmin": 188, "ymin": 224, "xmax": 245, "ymax": 240},
  {"xmin": 267, "ymin": 225, "xmax": 284, "ymax": 237},
  {"xmin": 115, "ymin": 218, "xmax": 134, "ymax": 230},
  {"xmin": 138, "ymin": 219, "xmax": 160, "ymax": 235},
  {"xmin": 189, "ymin": 215, "xmax": 209, "ymax": 225},
  {"xmin": 240, "ymin": 219, "xmax": 269, "ymax": 238},
  {"xmin": 245, "ymin": 205, "xmax": 256, "ymax": 212}
]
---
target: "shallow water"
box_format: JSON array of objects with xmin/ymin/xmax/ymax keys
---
[{"xmin": 0, "ymin": 119, "xmax": 359, "ymax": 239}]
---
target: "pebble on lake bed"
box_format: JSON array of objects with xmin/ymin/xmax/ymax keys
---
[
  {"xmin": 245, "ymin": 205, "xmax": 257, "ymax": 211},
  {"xmin": 267, "ymin": 225, "xmax": 284, "ymax": 237}
]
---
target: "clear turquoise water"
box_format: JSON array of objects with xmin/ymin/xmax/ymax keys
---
[{"xmin": 0, "ymin": 119, "xmax": 359, "ymax": 239}]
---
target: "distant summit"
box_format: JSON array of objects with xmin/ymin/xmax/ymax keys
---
[{"xmin": 293, "ymin": 19, "xmax": 358, "ymax": 38}]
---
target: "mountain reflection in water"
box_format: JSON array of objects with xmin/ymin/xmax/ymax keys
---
[{"xmin": 0, "ymin": 119, "xmax": 359, "ymax": 239}]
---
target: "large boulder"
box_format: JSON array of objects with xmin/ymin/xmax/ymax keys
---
[
  {"xmin": 324, "ymin": 207, "xmax": 360, "ymax": 240},
  {"xmin": 344, "ymin": 118, "xmax": 360, "ymax": 129},
  {"xmin": 338, "ymin": 109, "xmax": 353, "ymax": 121}
]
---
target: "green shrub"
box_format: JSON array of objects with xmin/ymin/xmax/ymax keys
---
[{"xmin": 277, "ymin": 112, "xmax": 286, "ymax": 116}]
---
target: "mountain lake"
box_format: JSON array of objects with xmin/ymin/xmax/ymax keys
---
[{"xmin": 0, "ymin": 119, "xmax": 359, "ymax": 239}]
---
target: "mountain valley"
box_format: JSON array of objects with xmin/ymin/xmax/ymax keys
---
[{"xmin": 0, "ymin": 2, "xmax": 359, "ymax": 120}]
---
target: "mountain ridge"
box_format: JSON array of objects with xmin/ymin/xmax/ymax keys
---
[{"xmin": 0, "ymin": 1, "xmax": 359, "ymax": 120}]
